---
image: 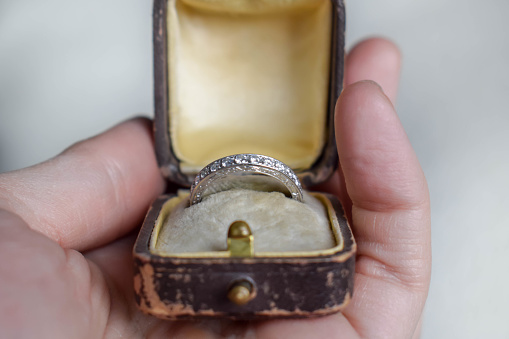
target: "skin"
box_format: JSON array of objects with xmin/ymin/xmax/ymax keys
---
[{"xmin": 0, "ymin": 38, "xmax": 430, "ymax": 339}]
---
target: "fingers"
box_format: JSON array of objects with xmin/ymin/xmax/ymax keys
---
[
  {"xmin": 0, "ymin": 118, "xmax": 165, "ymax": 251},
  {"xmin": 337, "ymin": 82, "xmax": 428, "ymax": 213},
  {"xmin": 322, "ymin": 38, "xmax": 401, "ymax": 217},
  {"xmin": 336, "ymin": 81, "xmax": 430, "ymax": 338},
  {"xmin": 254, "ymin": 314, "xmax": 359, "ymax": 339},
  {"xmin": 345, "ymin": 38, "xmax": 401, "ymax": 104},
  {"xmin": 0, "ymin": 208, "xmax": 109, "ymax": 338}
]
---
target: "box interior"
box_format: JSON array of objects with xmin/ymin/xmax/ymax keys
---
[
  {"xmin": 167, "ymin": 0, "xmax": 332, "ymax": 174},
  {"xmin": 150, "ymin": 191, "xmax": 344, "ymax": 258}
]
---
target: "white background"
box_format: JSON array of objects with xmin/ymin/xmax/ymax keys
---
[{"xmin": 1, "ymin": 0, "xmax": 508, "ymax": 337}]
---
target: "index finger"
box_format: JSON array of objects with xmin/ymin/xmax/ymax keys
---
[
  {"xmin": 0, "ymin": 118, "xmax": 165, "ymax": 251},
  {"xmin": 346, "ymin": 37, "xmax": 401, "ymax": 103}
]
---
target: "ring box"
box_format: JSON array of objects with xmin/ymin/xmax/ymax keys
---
[{"xmin": 133, "ymin": 0, "xmax": 355, "ymax": 320}]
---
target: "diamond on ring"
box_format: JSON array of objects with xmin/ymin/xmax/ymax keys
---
[{"xmin": 189, "ymin": 154, "xmax": 304, "ymax": 205}]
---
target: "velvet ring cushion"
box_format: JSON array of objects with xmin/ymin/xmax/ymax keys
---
[
  {"xmin": 157, "ymin": 153, "xmax": 335, "ymax": 255},
  {"xmin": 154, "ymin": 190, "xmax": 336, "ymax": 254},
  {"xmin": 167, "ymin": 0, "xmax": 332, "ymax": 174}
]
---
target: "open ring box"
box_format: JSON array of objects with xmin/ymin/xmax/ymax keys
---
[{"xmin": 133, "ymin": 0, "xmax": 355, "ymax": 320}]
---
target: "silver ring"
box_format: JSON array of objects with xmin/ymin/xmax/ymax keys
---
[{"xmin": 189, "ymin": 154, "xmax": 304, "ymax": 205}]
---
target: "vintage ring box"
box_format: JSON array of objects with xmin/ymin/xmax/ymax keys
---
[{"xmin": 133, "ymin": 0, "xmax": 356, "ymax": 320}]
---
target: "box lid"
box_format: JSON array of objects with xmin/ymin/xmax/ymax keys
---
[{"xmin": 153, "ymin": 0, "xmax": 345, "ymax": 188}]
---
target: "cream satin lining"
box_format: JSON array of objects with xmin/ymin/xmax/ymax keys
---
[{"xmin": 167, "ymin": 0, "xmax": 332, "ymax": 173}]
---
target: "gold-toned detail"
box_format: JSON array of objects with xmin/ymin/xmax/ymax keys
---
[
  {"xmin": 227, "ymin": 221, "xmax": 254, "ymax": 258},
  {"xmin": 228, "ymin": 280, "xmax": 255, "ymax": 305},
  {"xmin": 312, "ymin": 193, "xmax": 344, "ymax": 251},
  {"xmin": 150, "ymin": 192, "xmax": 346, "ymax": 258},
  {"xmin": 150, "ymin": 195, "xmax": 184, "ymax": 250}
]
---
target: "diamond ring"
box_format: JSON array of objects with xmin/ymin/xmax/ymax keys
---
[{"xmin": 189, "ymin": 154, "xmax": 304, "ymax": 205}]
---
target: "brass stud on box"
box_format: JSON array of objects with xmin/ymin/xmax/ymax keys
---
[
  {"xmin": 227, "ymin": 221, "xmax": 254, "ymax": 258},
  {"xmin": 228, "ymin": 279, "xmax": 256, "ymax": 306}
]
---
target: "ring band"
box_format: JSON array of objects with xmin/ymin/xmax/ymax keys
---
[{"xmin": 189, "ymin": 154, "xmax": 304, "ymax": 205}]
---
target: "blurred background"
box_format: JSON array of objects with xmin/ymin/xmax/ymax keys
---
[{"xmin": 1, "ymin": 0, "xmax": 508, "ymax": 337}]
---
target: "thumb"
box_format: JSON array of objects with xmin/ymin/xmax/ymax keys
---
[{"xmin": 336, "ymin": 81, "xmax": 431, "ymax": 339}]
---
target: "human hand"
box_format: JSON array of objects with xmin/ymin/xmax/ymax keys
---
[{"xmin": 0, "ymin": 38, "xmax": 430, "ymax": 339}]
